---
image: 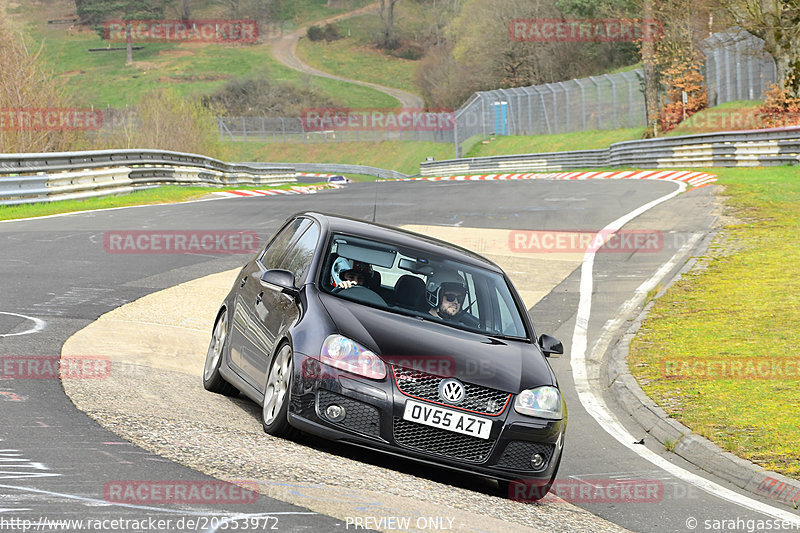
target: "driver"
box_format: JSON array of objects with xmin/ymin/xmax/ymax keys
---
[
  {"xmin": 426, "ymin": 271, "xmax": 468, "ymax": 321},
  {"xmin": 331, "ymin": 257, "xmax": 372, "ymax": 290}
]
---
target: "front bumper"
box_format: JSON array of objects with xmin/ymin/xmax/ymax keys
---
[{"xmin": 290, "ymin": 354, "xmax": 566, "ymax": 483}]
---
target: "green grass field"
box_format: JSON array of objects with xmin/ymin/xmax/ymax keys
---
[
  {"xmin": 629, "ymin": 165, "xmax": 800, "ymax": 478},
  {"xmin": 667, "ymin": 101, "xmax": 764, "ymax": 136},
  {"xmin": 15, "ymin": 0, "xmax": 394, "ymax": 109},
  {"xmin": 222, "ymin": 140, "xmax": 454, "ymax": 175},
  {"xmin": 218, "ymin": 128, "xmax": 647, "ymax": 173},
  {"xmin": 295, "ymin": 14, "xmax": 421, "ymax": 97},
  {"xmin": 465, "ymin": 128, "xmax": 645, "ymax": 157}
]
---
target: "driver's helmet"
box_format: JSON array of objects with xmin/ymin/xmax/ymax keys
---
[
  {"xmin": 331, "ymin": 257, "xmax": 372, "ymax": 287},
  {"xmin": 425, "ymin": 271, "xmax": 467, "ymax": 307}
]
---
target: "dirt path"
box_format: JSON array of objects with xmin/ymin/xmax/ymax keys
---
[{"xmin": 270, "ymin": 3, "xmax": 424, "ymax": 108}]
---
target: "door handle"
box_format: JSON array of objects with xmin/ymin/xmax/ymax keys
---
[
  {"xmin": 240, "ymin": 276, "xmax": 248, "ymax": 288},
  {"xmin": 255, "ymin": 292, "xmax": 263, "ymax": 305}
]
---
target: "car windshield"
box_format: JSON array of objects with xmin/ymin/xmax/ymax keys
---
[{"xmin": 320, "ymin": 233, "xmax": 529, "ymax": 339}]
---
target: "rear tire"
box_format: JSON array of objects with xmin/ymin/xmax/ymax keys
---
[
  {"xmin": 203, "ymin": 308, "xmax": 239, "ymax": 397},
  {"xmin": 261, "ymin": 343, "xmax": 297, "ymax": 438}
]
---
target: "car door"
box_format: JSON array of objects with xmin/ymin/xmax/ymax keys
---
[
  {"xmin": 230, "ymin": 217, "xmax": 309, "ymax": 386},
  {"xmin": 249, "ymin": 220, "xmax": 321, "ymax": 392}
]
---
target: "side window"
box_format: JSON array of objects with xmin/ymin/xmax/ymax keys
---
[
  {"xmin": 495, "ymin": 286, "xmax": 525, "ymax": 337},
  {"xmin": 260, "ymin": 218, "xmax": 311, "ymax": 271},
  {"xmin": 280, "ymin": 223, "xmax": 320, "ymax": 283}
]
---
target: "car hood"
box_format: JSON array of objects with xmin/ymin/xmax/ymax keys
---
[{"xmin": 318, "ymin": 293, "xmax": 556, "ymax": 393}]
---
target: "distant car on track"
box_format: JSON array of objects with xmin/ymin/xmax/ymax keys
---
[
  {"xmin": 203, "ymin": 212, "xmax": 566, "ymax": 498},
  {"xmin": 326, "ymin": 175, "xmax": 350, "ymax": 186}
]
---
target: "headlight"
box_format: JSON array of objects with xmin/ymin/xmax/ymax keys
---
[
  {"xmin": 514, "ymin": 386, "xmax": 563, "ymax": 419},
  {"xmin": 320, "ymin": 335, "xmax": 386, "ymax": 380}
]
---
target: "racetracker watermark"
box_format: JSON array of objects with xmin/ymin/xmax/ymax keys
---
[
  {"xmin": 1, "ymin": 355, "xmax": 111, "ymax": 380},
  {"xmin": 301, "ymin": 355, "xmax": 497, "ymax": 380},
  {"xmin": 756, "ymin": 477, "xmax": 800, "ymax": 505},
  {"xmin": 0, "ymin": 516, "xmax": 278, "ymax": 532},
  {"xmin": 663, "ymin": 358, "xmax": 800, "ymax": 380},
  {"xmin": 103, "ymin": 19, "xmax": 259, "ymax": 43},
  {"xmin": 509, "ymin": 18, "xmax": 663, "ymax": 42},
  {"xmin": 301, "ymin": 108, "xmax": 455, "ymax": 132},
  {"xmin": 104, "ymin": 480, "xmax": 259, "ymax": 504},
  {"xmin": 677, "ymin": 111, "xmax": 800, "ymax": 131},
  {"xmin": 103, "ymin": 230, "xmax": 260, "ymax": 254},
  {"xmin": 0, "ymin": 108, "xmax": 103, "ymax": 131},
  {"xmin": 509, "ymin": 229, "xmax": 663, "ymax": 253},
  {"xmin": 510, "ymin": 478, "xmax": 663, "ymax": 503}
]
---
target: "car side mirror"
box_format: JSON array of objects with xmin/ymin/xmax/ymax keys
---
[
  {"xmin": 539, "ymin": 334, "xmax": 563, "ymax": 357},
  {"xmin": 260, "ymin": 269, "xmax": 299, "ymax": 297}
]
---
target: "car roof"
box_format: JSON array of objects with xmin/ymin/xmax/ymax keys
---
[{"xmin": 300, "ymin": 212, "xmax": 504, "ymax": 273}]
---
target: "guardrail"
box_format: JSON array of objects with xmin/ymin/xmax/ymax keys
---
[
  {"xmin": 420, "ymin": 127, "xmax": 800, "ymax": 176},
  {"xmin": 0, "ymin": 149, "xmax": 296, "ymax": 206},
  {"xmin": 252, "ymin": 162, "xmax": 409, "ymax": 181}
]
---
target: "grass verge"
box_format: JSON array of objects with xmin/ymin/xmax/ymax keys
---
[
  {"xmin": 628, "ymin": 165, "xmax": 800, "ymax": 479},
  {"xmin": 222, "ymin": 140, "xmax": 454, "ymax": 175},
  {"xmin": 0, "ymin": 183, "xmax": 313, "ymax": 221},
  {"xmin": 465, "ymin": 128, "xmax": 646, "ymax": 157}
]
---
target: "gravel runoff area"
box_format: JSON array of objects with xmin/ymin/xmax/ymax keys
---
[{"xmin": 61, "ymin": 261, "xmax": 627, "ymax": 533}]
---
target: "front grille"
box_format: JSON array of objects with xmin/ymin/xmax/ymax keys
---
[
  {"xmin": 318, "ymin": 390, "xmax": 381, "ymax": 437},
  {"xmin": 392, "ymin": 417, "xmax": 495, "ymax": 463},
  {"xmin": 496, "ymin": 440, "xmax": 555, "ymax": 471},
  {"xmin": 392, "ymin": 366, "xmax": 510, "ymax": 415}
]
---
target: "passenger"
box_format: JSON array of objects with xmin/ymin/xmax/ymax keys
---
[
  {"xmin": 331, "ymin": 257, "xmax": 372, "ymax": 290},
  {"xmin": 426, "ymin": 271, "xmax": 468, "ymax": 321}
]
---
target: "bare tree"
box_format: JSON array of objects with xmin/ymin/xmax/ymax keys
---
[
  {"xmin": 379, "ymin": 0, "xmax": 401, "ymax": 48},
  {"xmin": 175, "ymin": 0, "xmax": 191, "ymax": 20},
  {"xmin": 722, "ymin": 0, "xmax": 800, "ymax": 95},
  {"xmin": 641, "ymin": 0, "xmax": 660, "ymax": 135},
  {"xmin": 0, "ymin": 17, "xmax": 85, "ymax": 152}
]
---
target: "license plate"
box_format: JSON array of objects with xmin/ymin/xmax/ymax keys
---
[{"xmin": 402, "ymin": 400, "xmax": 492, "ymax": 439}]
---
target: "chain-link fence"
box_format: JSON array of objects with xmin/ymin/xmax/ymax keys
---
[
  {"xmin": 702, "ymin": 27, "xmax": 777, "ymax": 106},
  {"xmin": 214, "ymin": 28, "xmax": 781, "ymax": 158},
  {"xmin": 217, "ymin": 115, "xmax": 455, "ymax": 143},
  {"xmin": 453, "ymin": 70, "xmax": 645, "ymax": 156}
]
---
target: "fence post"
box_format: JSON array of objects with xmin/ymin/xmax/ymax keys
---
[
  {"xmin": 535, "ymin": 87, "xmax": 551, "ymax": 134},
  {"xmin": 575, "ymin": 78, "xmax": 587, "ymax": 130},
  {"xmin": 480, "ymin": 93, "xmax": 488, "ymax": 139},
  {"xmin": 589, "ymin": 76, "xmax": 601, "ymax": 129},
  {"xmin": 558, "ymin": 81, "xmax": 569, "ymax": 133},
  {"xmin": 454, "ymin": 112, "xmax": 460, "ymax": 158},
  {"xmin": 606, "ymin": 74, "xmax": 618, "ymax": 130},
  {"xmin": 526, "ymin": 87, "xmax": 534, "ymax": 135},
  {"xmin": 626, "ymin": 72, "xmax": 634, "ymax": 127}
]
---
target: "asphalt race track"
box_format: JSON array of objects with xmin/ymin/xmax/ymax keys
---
[{"xmin": 1, "ymin": 179, "xmax": 798, "ymax": 532}]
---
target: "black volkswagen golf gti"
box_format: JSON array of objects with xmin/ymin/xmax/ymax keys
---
[{"xmin": 203, "ymin": 212, "xmax": 566, "ymax": 497}]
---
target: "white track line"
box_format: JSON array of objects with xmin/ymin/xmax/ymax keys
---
[{"xmin": 569, "ymin": 180, "xmax": 800, "ymax": 523}]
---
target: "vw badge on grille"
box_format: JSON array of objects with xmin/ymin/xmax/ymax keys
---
[{"xmin": 439, "ymin": 378, "xmax": 465, "ymax": 404}]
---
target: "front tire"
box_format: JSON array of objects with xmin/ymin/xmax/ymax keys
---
[
  {"xmin": 203, "ymin": 308, "xmax": 238, "ymax": 396},
  {"xmin": 261, "ymin": 343, "xmax": 296, "ymax": 438}
]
